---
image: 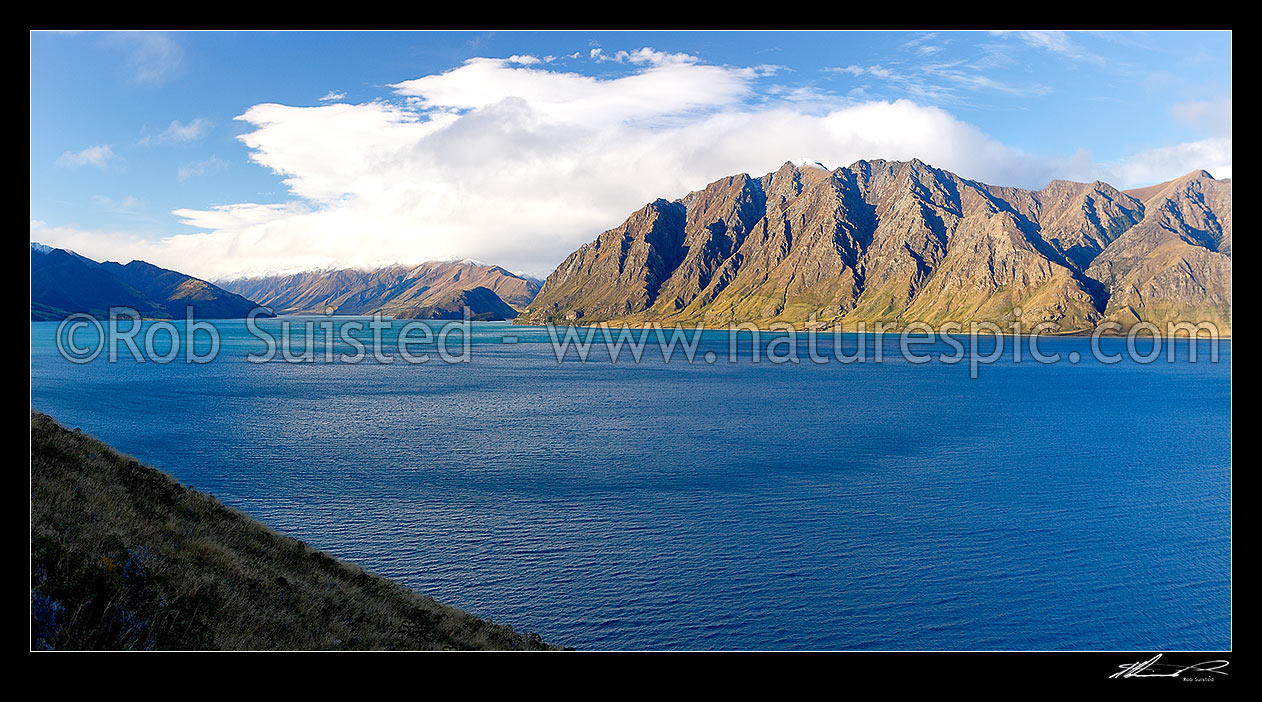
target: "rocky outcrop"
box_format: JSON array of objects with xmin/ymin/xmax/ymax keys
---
[{"xmin": 519, "ymin": 160, "xmax": 1231, "ymax": 332}]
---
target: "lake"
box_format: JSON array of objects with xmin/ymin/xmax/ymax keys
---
[{"xmin": 29, "ymin": 318, "xmax": 1231, "ymax": 650}]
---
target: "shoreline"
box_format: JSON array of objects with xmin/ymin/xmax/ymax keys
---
[
  {"xmin": 31, "ymin": 315, "xmax": 1232, "ymax": 340},
  {"xmin": 510, "ymin": 319, "xmax": 1231, "ymax": 340}
]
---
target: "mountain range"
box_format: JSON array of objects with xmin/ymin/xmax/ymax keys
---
[
  {"xmin": 218, "ymin": 261, "xmax": 541, "ymax": 321},
  {"xmin": 30, "ymin": 244, "xmax": 265, "ymax": 321},
  {"xmin": 517, "ymin": 159, "xmax": 1231, "ymax": 333},
  {"xmin": 30, "ymin": 158, "xmax": 1230, "ymax": 332}
]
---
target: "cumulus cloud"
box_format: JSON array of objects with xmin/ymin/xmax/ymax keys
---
[
  {"xmin": 60, "ymin": 50, "xmax": 1230, "ymax": 281},
  {"xmin": 319, "ymin": 90, "xmax": 347, "ymax": 102},
  {"xmin": 589, "ymin": 47, "xmax": 701, "ymax": 66},
  {"xmin": 57, "ymin": 145, "xmax": 118, "ymax": 169},
  {"xmin": 388, "ymin": 55, "xmax": 754, "ymax": 126}
]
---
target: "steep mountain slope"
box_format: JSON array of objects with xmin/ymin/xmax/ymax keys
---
[
  {"xmin": 519, "ymin": 160, "xmax": 1231, "ymax": 332},
  {"xmin": 31, "ymin": 411, "xmax": 559, "ymax": 650},
  {"xmin": 221, "ymin": 260, "xmax": 540, "ymax": 320},
  {"xmin": 523, "ymin": 199, "xmax": 687, "ymax": 322},
  {"xmin": 30, "ymin": 245, "xmax": 265, "ymax": 321},
  {"xmin": 1086, "ymin": 171, "xmax": 1232, "ymax": 330}
]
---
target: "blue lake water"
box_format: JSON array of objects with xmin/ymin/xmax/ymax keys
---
[{"xmin": 29, "ymin": 319, "xmax": 1231, "ymax": 650}]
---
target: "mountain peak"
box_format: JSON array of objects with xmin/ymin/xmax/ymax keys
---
[
  {"xmin": 790, "ymin": 158, "xmax": 829, "ymax": 171},
  {"xmin": 1123, "ymin": 168, "xmax": 1223, "ymax": 207}
]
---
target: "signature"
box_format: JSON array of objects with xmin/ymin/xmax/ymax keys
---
[{"xmin": 1110, "ymin": 654, "xmax": 1229, "ymax": 679}]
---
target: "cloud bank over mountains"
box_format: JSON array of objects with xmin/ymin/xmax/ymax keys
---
[{"xmin": 35, "ymin": 50, "xmax": 1232, "ymax": 280}]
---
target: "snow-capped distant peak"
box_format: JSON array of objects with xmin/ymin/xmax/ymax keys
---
[
  {"xmin": 30, "ymin": 241, "xmax": 100, "ymax": 267},
  {"xmin": 441, "ymin": 256, "xmax": 488, "ymax": 267}
]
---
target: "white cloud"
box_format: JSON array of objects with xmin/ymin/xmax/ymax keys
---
[
  {"xmin": 828, "ymin": 64, "xmax": 896, "ymax": 80},
  {"xmin": 319, "ymin": 90, "xmax": 347, "ymax": 102},
  {"xmin": 140, "ymin": 117, "xmax": 212, "ymax": 145},
  {"xmin": 589, "ymin": 47, "xmax": 700, "ymax": 66},
  {"xmin": 1097, "ymin": 137, "xmax": 1232, "ymax": 186},
  {"xmin": 177, "ymin": 156, "xmax": 228, "ymax": 182},
  {"xmin": 91, "ymin": 194, "xmax": 145, "ymax": 212},
  {"xmin": 925, "ymin": 64, "xmax": 1053, "ymax": 97},
  {"xmin": 826, "ymin": 60, "xmax": 1051, "ymax": 101},
  {"xmin": 59, "ymin": 51, "xmax": 1229, "ymax": 281},
  {"xmin": 992, "ymin": 30, "xmax": 1103, "ymax": 64},
  {"xmin": 57, "ymin": 145, "xmax": 118, "ymax": 169},
  {"xmin": 1008, "ymin": 31, "xmax": 1075, "ymax": 53},
  {"xmin": 108, "ymin": 32, "xmax": 185, "ymax": 85},
  {"xmin": 31, "ymin": 220, "xmax": 172, "ymax": 266},
  {"xmin": 389, "ymin": 55, "xmax": 754, "ymax": 126},
  {"xmin": 1170, "ymin": 98, "xmax": 1232, "ymax": 137}
]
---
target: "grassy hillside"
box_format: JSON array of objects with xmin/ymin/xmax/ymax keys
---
[{"xmin": 30, "ymin": 411, "xmax": 560, "ymax": 651}]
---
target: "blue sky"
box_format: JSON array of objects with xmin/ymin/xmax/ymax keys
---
[{"xmin": 30, "ymin": 30, "xmax": 1232, "ymax": 279}]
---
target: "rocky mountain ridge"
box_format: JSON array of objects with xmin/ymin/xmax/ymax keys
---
[{"xmin": 518, "ymin": 159, "xmax": 1231, "ymax": 333}]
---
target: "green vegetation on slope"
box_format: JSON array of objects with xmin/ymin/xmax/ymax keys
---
[{"xmin": 30, "ymin": 411, "xmax": 559, "ymax": 651}]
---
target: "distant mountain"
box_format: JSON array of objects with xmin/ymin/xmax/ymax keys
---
[
  {"xmin": 220, "ymin": 260, "xmax": 541, "ymax": 321},
  {"xmin": 518, "ymin": 159, "xmax": 1231, "ymax": 333},
  {"xmin": 30, "ymin": 244, "xmax": 267, "ymax": 321}
]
